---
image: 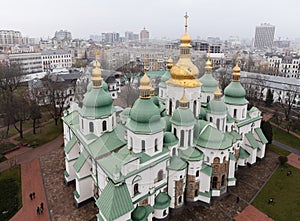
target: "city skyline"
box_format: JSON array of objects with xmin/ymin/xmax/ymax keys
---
[{"xmin": 1, "ymin": 0, "xmax": 300, "ymax": 40}]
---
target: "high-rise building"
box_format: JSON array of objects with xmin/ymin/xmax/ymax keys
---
[
  {"xmin": 140, "ymin": 27, "xmax": 149, "ymax": 41},
  {"xmin": 254, "ymin": 23, "xmax": 275, "ymax": 49},
  {"xmin": 0, "ymin": 30, "xmax": 22, "ymax": 45}
]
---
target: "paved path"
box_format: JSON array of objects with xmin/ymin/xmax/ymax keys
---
[
  {"xmin": 11, "ymin": 159, "xmax": 50, "ymax": 221},
  {"xmin": 235, "ymin": 205, "xmax": 273, "ymax": 221},
  {"xmin": 0, "ymin": 134, "xmax": 63, "ymax": 172},
  {"xmin": 272, "ymin": 140, "xmax": 300, "ymax": 155},
  {"xmin": 287, "ymin": 153, "xmax": 300, "ymax": 169}
]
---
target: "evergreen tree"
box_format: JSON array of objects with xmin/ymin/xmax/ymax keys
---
[
  {"xmin": 265, "ymin": 88, "xmax": 273, "ymax": 107},
  {"xmin": 261, "ymin": 121, "xmax": 273, "ymax": 144}
]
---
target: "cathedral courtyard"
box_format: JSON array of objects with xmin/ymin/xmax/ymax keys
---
[{"xmin": 40, "ymin": 147, "xmax": 279, "ymax": 221}]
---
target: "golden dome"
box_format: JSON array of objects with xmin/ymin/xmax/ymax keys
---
[
  {"xmin": 92, "ymin": 59, "xmax": 103, "ymax": 88},
  {"xmin": 139, "ymin": 72, "xmax": 152, "ymax": 98},
  {"xmin": 214, "ymin": 87, "xmax": 222, "ymax": 100},
  {"xmin": 232, "ymin": 53, "xmax": 241, "ymax": 82},
  {"xmin": 166, "ymin": 56, "xmax": 173, "ymax": 69},
  {"xmin": 167, "ymin": 13, "xmax": 202, "ymax": 88},
  {"xmin": 179, "ymin": 90, "xmax": 189, "ymax": 109}
]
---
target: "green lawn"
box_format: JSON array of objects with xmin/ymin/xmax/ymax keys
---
[
  {"xmin": 16, "ymin": 120, "xmax": 62, "ymax": 147},
  {"xmin": 0, "ymin": 165, "xmax": 22, "ymax": 221},
  {"xmin": 252, "ymin": 165, "xmax": 300, "ymax": 221},
  {"xmin": 273, "ymin": 126, "xmax": 300, "ymax": 151},
  {"xmin": 0, "ymin": 142, "xmax": 17, "ymax": 155},
  {"xmin": 267, "ymin": 144, "xmax": 290, "ymax": 156}
]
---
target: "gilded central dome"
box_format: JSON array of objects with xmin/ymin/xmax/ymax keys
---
[{"xmin": 167, "ymin": 13, "xmax": 202, "ymax": 88}]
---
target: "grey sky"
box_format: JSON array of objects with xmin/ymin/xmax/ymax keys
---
[{"xmin": 1, "ymin": 0, "xmax": 299, "ymax": 40}]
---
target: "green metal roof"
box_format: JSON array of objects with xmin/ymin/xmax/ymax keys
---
[
  {"xmin": 196, "ymin": 125, "xmax": 232, "ymax": 150},
  {"xmin": 167, "ymin": 156, "xmax": 187, "ymax": 171},
  {"xmin": 229, "ymin": 152, "xmax": 236, "ymax": 161},
  {"xmin": 199, "ymin": 106, "xmax": 207, "ymax": 120},
  {"xmin": 131, "ymin": 205, "xmax": 153, "ymax": 221},
  {"xmin": 207, "ymin": 99, "xmax": 227, "ymax": 115},
  {"xmin": 163, "ymin": 132, "xmax": 178, "ymax": 147},
  {"xmin": 239, "ymin": 147, "xmax": 250, "ymax": 159},
  {"xmin": 96, "ymin": 180, "xmax": 134, "ymax": 221},
  {"xmin": 224, "ymin": 81, "xmax": 247, "ymax": 102},
  {"xmin": 179, "ymin": 146, "xmax": 204, "ymax": 161},
  {"xmin": 88, "ymin": 125, "xmax": 126, "ymax": 158},
  {"xmin": 201, "ymin": 165, "xmax": 212, "ymax": 176},
  {"xmin": 126, "ymin": 119, "xmax": 164, "ymax": 133},
  {"xmin": 137, "ymin": 147, "xmax": 169, "ymax": 164},
  {"xmin": 73, "ymin": 149, "xmax": 88, "ymax": 172},
  {"xmin": 254, "ymin": 128, "xmax": 268, "ymax": 144},
  {"xmin": 224, "ymin": 96, "xmax": 249, "ymax": 105},
  {"xmin": 81, "ymin": 87, "xmax": 115, "ymax": 118},
  {"xmin": 226, "ymin": 113, "xmax": 235, "ymax": 123},
  {"xmin": 62, "ymin": 111, "xmax": 79, "ymax": 126},
  {"xmin": 154, "ymin": 192, "xmax": 171, "ymax": 209},
  {"xmin": 245, "ymin": 132, "xmax": 260, "ymax": 149},
  {"xmin": 229, "ymin": 130, "xmax": 242, "ymax": 140},
  {"xmin": 64, "ymin": 136, "xmax": 77, "ymax": 154},
  {"xmin": 170, "ymin": 108, "xmax": 196, "ymax": 126},
  {"xmin": 158, "ymin": 81, "xmax": 166, "ymax": 88},
  {"xmin": 199, "ymin": 190, "xmax": 212, "ymax": 197},
  {"xmin": 236, "ymin": 115, "xmax": 262, "ymax": 128}
]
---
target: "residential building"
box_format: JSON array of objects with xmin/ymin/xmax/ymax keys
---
[
  {"xmin": 41, "ymin": 50, "xmax": 72, "ymax": 71},
  {"xmin": 0, "ymin": 30, "xmax": 22, "ymax": 45},
  {"xmin": 62, "ymin": 16, "xmax": 267, "ymax": 221},
  {"xmin": 254, "ymin": 23, "xmax": 275, "ymax": 49},
  {"xmin": 9, "ymin": 52, "xmax": 43, "ymax": 74}
]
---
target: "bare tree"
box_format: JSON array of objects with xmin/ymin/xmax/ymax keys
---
[
  {"xmin": 0, "ymin": 63, "xmax": 24, "ymax": 136},
  {"xmin": 279, "ymin": 85, "xmax": 299, "ymax": 121},
  {"xmin": 213, "ymin": 67, "xmax": 231, "ymax": 92}
]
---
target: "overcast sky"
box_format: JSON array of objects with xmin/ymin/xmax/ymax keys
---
[{"xmin": 1, "ymin": 0, "xmax": 299, "ymax": 40}]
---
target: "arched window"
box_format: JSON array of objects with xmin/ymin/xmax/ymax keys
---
[
  {"xmin": 210, "ymin": 116, "xmax": 213, "ymax": 122},
  {"xmin": 212, "ymin": 177, "xmax": 218, "ymax": 189},
  {"xmin": 176, "ymin": 100, "xmax": 180, "ymax": 108},
  {"xmin": 233, "ymin": 109, "xmax": 237, "ymax": 118},
  {"xmin": 207, "ymin": 96, "xmax": 210, "ymax": 103},
  {"xmin": 196, "ymin": 170, "xmax": 200, "ymax": 177},
  {"xmin": 225, "ymin": 125, "xmax": 228, "ymax": 131},
  {"xmin": 174, "ymin": 128, "xmax": 177, "ymax": 136},
  {"xmin": 194, "ymin": 189, "xmax": 198, "ymax": 197},
  {"xmin": 81, "ymin": 119, "xmax": 84, "ymax": 130},
  {"xmin": 221, "ymin": 175, "xmax": 226, "ymax": 186},
  {"xmin": 134, "ymin": 183, "xmax": 139, "ymax": 195},
  {"xmin": 154, "ymin": 139, "xmax": 158, "ymax": 152},
  {"xmin": 130, "ymin": 137, "xmax": 133, "ymax": 149},
  {"xmin": 163, "ymin": 210, "xmax": 167, "ymax": 216},
  {"xmin": 142, "ymin": 140, "xmax": 145, "ymax": 151},
  {"xmin": 188, "ymin": 130, "xmax": 191, "ymax": 146},
  {"xmin": 169, "ymin": 100, "xmax": 172, "ymax": 115},
  {"xmin": 178, "ymin": 195, "xmax": 182, "ymax": 204},
  {"xmin": 102, "ymin": 121, "xmax": 107, "ymax": 131},
  {"xmin": 213, "ymin": 157, "xmax": 220, "ymax": 163},
  {"xmin": 180, "ymin": 130, "xmax": 184, "ymax": 147},
  {"xmin": 89, "ymin": 122, "xmax": 94, "ymax": 133},
  {"xmin": 112, "ymin": 116, "xmax": 114, "ymax": 127},
  {"xmin": 216, "ymin": 118, "xmax": 220, "ymax": 130},
  {"xmin": 172, "ymin": 148, "xmax": 176, "ymax": 156},
  {"xmin": 157, "ymin": 170, "xmax": 164, "ymax": 181},
  {"xmin": 193, "ymin": 100, "xmax": 197, "ymax": 116}
]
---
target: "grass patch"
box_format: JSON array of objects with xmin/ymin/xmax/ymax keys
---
[
  {"xmin": 273, "ymin": 126, "xmax": 300, "ymax": 151},
  {"xmin": 0, "ymin": 142, "xmax": 17, "ymax": 155},
  {"xmin": 267, "ymin": 144, "xmax": 290, "ymax": 156},
  {"xmin": 16, "ymin": 120, "xmax": 62, "ymax": 147},
  {"xmin": 252, "ymin": 165, "xmax": 300, "ymax": 221},
  {"xmin": 0, "ymin": 165, "xmax": 22, "ymax": 221}
]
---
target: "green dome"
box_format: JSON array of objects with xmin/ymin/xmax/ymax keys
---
[
  {"xmin": 168, "ymin": 156, "xmax": 187, "ymax": 171},
  {"xmin": 161, "ymin": 70, "xmax": 171, "ymax": 82},
  {"xmin": 163, "ymin": 132, "xmax": 178, "ymax": 146},
  {"xmin": 120, "ymin": 107, "xmax": 131, "ymax": 117},
  {"xmin": 199, "ymin": 73, "xmax": 218, "ymax": 93},
  {"xmin": 170, "ymin": 108, "xmax": 195, "ymax": 126},
  {"xmin": 102, "ymin": 80, "xmax": 108, "ymax": 91},
  {"xmin": 162, "ymin": 115, "xmax": 171, "ymax": 131},
  {"xmin": 151, "ymin": 96, "xmax": 160, "ymax": 108},
  {"xmin": 224, "ymin": 82, "xmax": 248, "ymax": 105},
  {"xmin": 154, "ymin": 192, "xmax": 170, "ymax": 209},
  {"xmin": 207, "ymin": 99, "xmax": 227, "ymax": 115},
  {"xmin": 129, "ymin": 98, "xmax": 161, "ymax": 123},
  {"xmin": 81, "ymin": 87, "xmax": 114, "ymax": 118},
  {"xmin": 179, "ymin": 146, "xmax": 204, "ymax": 161},
  {"xmin": 131, "ymin": 206, "xmax": 147, "ymax": 221}
]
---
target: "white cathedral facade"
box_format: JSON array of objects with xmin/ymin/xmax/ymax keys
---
[{"xmin": 62, "ymin": 16, "xmax": 268, "ymax": 221}]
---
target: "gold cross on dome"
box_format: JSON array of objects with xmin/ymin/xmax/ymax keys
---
[{"xmin": 184, "ymin": 12, "xmax": 189, "ymax": 31}]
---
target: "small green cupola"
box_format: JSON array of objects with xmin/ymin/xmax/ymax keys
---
[
  {"xmin": 199, "ymin": 51, "xmax": 218, "ymax": 94},
  {"xmin": 224, "ymin": 57, "xmax": 248, "ymax": 105},
  {"xmin": 207, "ymin": 87, "xmax": 227, "ymax": 115}
]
